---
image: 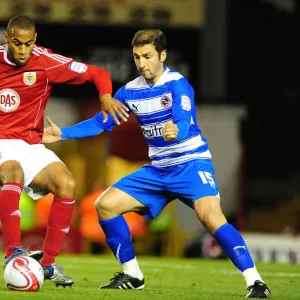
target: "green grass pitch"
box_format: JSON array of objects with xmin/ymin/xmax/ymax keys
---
[{"xmin": 1, "ymin": 255, "xmax": 300, "ymax": 299}]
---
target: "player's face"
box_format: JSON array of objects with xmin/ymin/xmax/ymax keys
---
[
  {"xmin": 133, "ymin": 44, "xmax": 167, "ymax": 84},
  {"xmin": 4, "ymin": 27, "xmax": 37, "ymax": 66}
]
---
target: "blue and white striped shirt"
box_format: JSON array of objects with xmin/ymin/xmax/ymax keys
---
[
  {"xmin": 98, "ymin": 67, "xmax": 211, "ymax": 167},
  {"xmin": 62, "ymin": 67, "xmax": 212, "ymax": 167}
]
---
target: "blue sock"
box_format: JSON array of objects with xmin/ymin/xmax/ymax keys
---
[
  {"xmin": 99, "ymin": 215, "xmax": 135, "ymax": 264},
  {"xmin": 214, "ymin": 223, "xmax": 254, "ymax": 272}
]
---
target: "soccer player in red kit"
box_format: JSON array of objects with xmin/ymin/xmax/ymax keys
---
[{"xmin": 0, "ymin": 15, "xmax": 129, "ymax": 287}]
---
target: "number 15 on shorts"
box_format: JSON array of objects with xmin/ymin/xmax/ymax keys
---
[{"xmin": 198, "ymin": 171, "xmax": 216, "ymax": 189}]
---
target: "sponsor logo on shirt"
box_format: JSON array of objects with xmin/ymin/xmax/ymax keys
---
[
  {"xmin": 181, "ymin": 95, "xmax": 191, "ymax": 111},
  {"xmin": 131, "ymin": 103, "xmax": 140, "ymax": 112},
  {"xmin": 0, "ymin": 89, "xmax": 20, "ymax": 112},
  {"xmin": 23, "ymin": 72, "xmax": 36, "ymax": 86},
  {"xmin": 161, "ymin": 95, "xmax": 172, "ymax": 108},
  {"xmin": 68, "ymin": 62, "xmax": 87, "ymax": 74},
  {"xmin": 141, "ymin": 123, "xmax": 164, "ymax": 138}
]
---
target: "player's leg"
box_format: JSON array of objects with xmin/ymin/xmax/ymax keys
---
[
  {"xmin": 0, "ymin": 160, "xmax": 24, "ymax": 259},
  {"xmin": 20, "ymin": 144, "xmax": 75, "ymax": 286},
  {"xmin": 96, "ymin": 187, "xmax": 146, "ymax": 289},
  {"xmin": 0, "ymin": 149, "xmax": 43, "ymax": 265},
  {"xmin": 194, "ymin": 196, "xmax": 270, "ymax": 298},
  {"xmin": 95, "ymin": 164, "xmax": 171, "ymax": 289},
  {"xmin": 168, "ymin": 160, "xmax": 271, "ymax": 298},
  {"xmin": 30, "ymin": 161, "xmax": 75, "ymax": 286}
]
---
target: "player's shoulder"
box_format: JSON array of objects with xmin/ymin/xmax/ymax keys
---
[
  {"xmin": 0, "ymin": 44, "xmax": 6, "ymax": 61},
  {"xmin": 32, "ymin": 45, "xmax": 53, "ymax": 58},
  {"xmin": 159, "ymin": 68, "xmax": 190, "ymax": 89},
  {"xmin": 124, "ymin": 76, "xmax": 148, "ymax": 90},
  {"xmin": 165, "ymin": 68, "xmax": 185, "ymax": 82},
  {"xmin": 33, "ymin": 45, "xmax": 49, "ymax": 53},
  {"xmin": 33, "ymin": 45, "xmax": 72, "ymax": 63}
]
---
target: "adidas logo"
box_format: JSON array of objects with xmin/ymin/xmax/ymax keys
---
[
  {"xmin": 61, "ymin": 227, "xmax": 70, "ymax": 233},
  {"xmin": 99, "ymin": 273, "xmax": 145, "ymax": 290},
  {"xmin": 264, "ymin": 289, "xmax": 271, "ymax": 298},
  {"xmin": 10, "ymin": 210, "xmax": 21, "ymax": 217},
  {"xmin": 118, "ymin": 282, "xmax": 136, "ymax": 289}
]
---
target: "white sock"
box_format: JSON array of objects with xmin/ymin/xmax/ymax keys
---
[
  {"xmin": 242, "ymin": 267, "xmax": 264, "ymax": 288},
  {"xmin": 122, "ymin": 257, "xmax": 143, "ymax": 280}
]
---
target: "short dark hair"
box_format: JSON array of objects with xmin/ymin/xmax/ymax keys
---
[
  {"xmin": 132, "ymin": 29, "xmax": 167, "ymax": 55},
  {"xmin": 7, "ymin": 15, "xmax": 36, "ymax": 35}
]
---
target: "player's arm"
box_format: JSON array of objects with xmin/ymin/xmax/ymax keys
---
[
  {"xmin": 43, "ymin": 87, "xmax": 131, "ymax": 143},
  {"xmin": 162, "ymin": 77, "xmax": 192, "ymax": 142},
  {"xmin": 43, "ymin": 49, "xmax": 129, "ymax": 125},
  {"xmin": 42, "ymin": 113, "xmax": 114, "ymax": 144}
]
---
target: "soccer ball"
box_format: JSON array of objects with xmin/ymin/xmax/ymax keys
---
[{"xmin": 4, "ymin": 256, "xmax": 44, "ymax": 292}]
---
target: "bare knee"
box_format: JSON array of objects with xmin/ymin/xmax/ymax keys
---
[
  {"xmin": 198, "ymin": 205, "xmax": 224, "ymax": 227},
  {"xmin": 55, "ymin": 174, "xmax": 76, "ymax": 198},
  {"xmin": 0, "ymin": 160, "xmax": 24, "ymax": 184},
  {"xmin": 194, "ymin": 197, "xmax": 227, "ymax": 234},
  {"xmin": 94, "ymin": 194, "xmax": 121, "ymax": 220},
  {"xmin": 94, "ymin": 187, "xmax": 145, "ymax": 220}
]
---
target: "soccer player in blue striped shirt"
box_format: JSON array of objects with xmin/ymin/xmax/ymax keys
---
[{"xmin": 43, "ymin": 29, "xmax": 271, "ymax": 298}]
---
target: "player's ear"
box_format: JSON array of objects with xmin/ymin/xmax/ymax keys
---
[
  {"xmin": 34, "ymin": 33, "xmax": 37, "ymax": 42},
  {"xmin": 4, "ymin": 31, "xmax": 8, "ymax": 43},
  {"xmin": 160, "ymin": 50, "xmax": 167, "ymax": 63}
]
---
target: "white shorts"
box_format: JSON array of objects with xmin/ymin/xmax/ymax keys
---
[{"xmin": 0, "ymin": 139, "xmax": 63, "ymax": 200}]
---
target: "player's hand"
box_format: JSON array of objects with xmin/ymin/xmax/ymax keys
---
[
  {"xmin": 162, "ymin": 121, "xmax": 178, "ymax": 142},
  {"xmin": 100, "ymin": 93, "xmax": 129, "ymax": 125},
  {"xmin": 42, "ymin": 117, "xmax": 62, "ymax": 144}
]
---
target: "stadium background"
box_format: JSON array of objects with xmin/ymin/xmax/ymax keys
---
[{"xmin": 0, "ymin": 0, "xmax": 300, "ymax": 264}]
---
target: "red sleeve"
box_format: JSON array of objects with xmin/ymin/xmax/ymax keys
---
[{"xmin": 40, "ymin": 47, "xmax": 112, "ymax": 96}]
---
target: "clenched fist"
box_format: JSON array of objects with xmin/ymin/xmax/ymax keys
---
[{"xmin": 162, "ymin": 121, "xmax": 178, "ymax": 142}]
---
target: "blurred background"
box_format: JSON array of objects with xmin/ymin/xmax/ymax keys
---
[{"xmin": 0, "ymin": 0, "xmax": 300, "ymax": 264}]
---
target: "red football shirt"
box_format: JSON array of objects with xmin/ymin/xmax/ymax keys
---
[{"xmin": 0, "ymin": 44, "xmax": 112, "ymax": 144}]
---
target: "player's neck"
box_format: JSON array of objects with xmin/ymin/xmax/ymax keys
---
[
  {"xmin": 145, "ymin": 66, "xmax": 166, "ymax": 86},
  {"xmin": 6, "ymin": 48, "xmax": 15, "ymax": 65},
  {"xmin": 6, "ymin": 50, "xmax": 20, "ymax": 66},
  {"xmin": 6, "ymin": 47, "xmax": 32, "ymax": 67}
]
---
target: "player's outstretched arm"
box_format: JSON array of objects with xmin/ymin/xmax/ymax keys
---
[
  {"xmin": 43, "ymin": 112, "xmax": 119, "ymax": 143},
  {"xmin": 43, "ymin": 49, "xmax": 129, "ymax": 126}
]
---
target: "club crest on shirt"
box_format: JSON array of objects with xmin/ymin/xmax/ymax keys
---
[
  {"xmin": 23, "ymin": 72, "xmax": 36, "ymax": 86},
  {"xmin": 161, "ymin": 95, "xmax": 171, "ymax": 108}
]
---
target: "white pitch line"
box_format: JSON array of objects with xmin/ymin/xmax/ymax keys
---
[{"xmin": 61, "ymin": 259, "xmax": 300, "ymax": 278}]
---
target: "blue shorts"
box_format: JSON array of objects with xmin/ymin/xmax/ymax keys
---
[{"xmin": 112, "ymin": 159, "xmax": 220, "ymax": 220}]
